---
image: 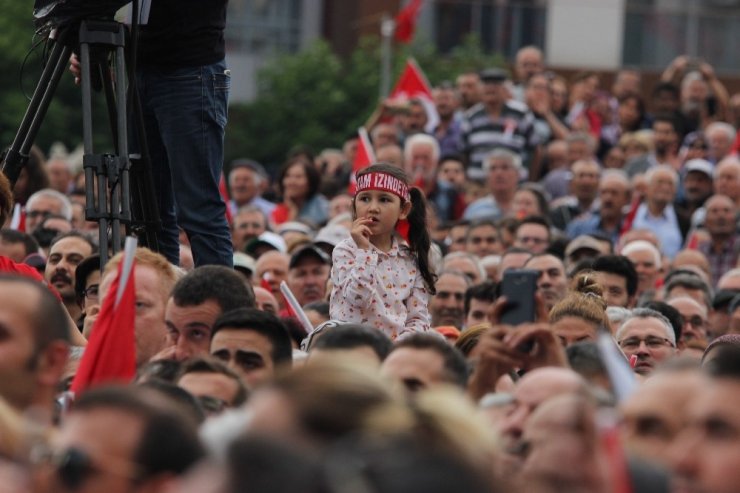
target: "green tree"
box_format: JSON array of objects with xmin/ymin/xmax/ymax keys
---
[{"xmin": 224, "ymin": 34, "xmax": 504, "ymax": 172}]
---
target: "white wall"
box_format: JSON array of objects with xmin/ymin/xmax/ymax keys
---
[{"xmin": 546, "ymin": 0, "xmax": 626, "ymax": 69}]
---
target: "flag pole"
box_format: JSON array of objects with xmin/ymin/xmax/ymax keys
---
[{"xmin": 380, "ymin": 14, "xmax": 395, "ymax": 99}]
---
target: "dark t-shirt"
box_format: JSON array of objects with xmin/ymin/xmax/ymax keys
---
[{"xmin": 138, "ymin": 0, "xmax": 227, "ymax": 68}]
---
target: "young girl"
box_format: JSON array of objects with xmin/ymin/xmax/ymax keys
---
[{"xmin": 330, "ymin": 164, "xmax": 436, "ymax": 338}]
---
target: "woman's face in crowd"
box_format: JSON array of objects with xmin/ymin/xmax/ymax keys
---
[
  {"xmin": 283, "ymin": 164, "xmax": 309, "ymax": 201},
  {"xmin": 513, "ymin": 189, "xmax": 541, "ymax": 219}
]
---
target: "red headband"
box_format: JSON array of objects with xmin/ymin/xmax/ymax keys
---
[{"xmin": 355, "ymin": 172, "xmax": 410, "ymax": 202}]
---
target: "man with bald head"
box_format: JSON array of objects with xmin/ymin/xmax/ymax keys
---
[
  {"xmin": 714, "ymin": 157, "xmax": 740, "ymax": 207},
  {"xmin": 511, "ymin": 45, "xmax": 544, "ymax": 102},
  {"xmin": 567, "ymin": 169, "xmax": 631, "ymax": 244},
  {"xmin": 631, "ymin": 165, "xmax": 688, "ymax": 259},
  {"xmin": 622, "ymin": 240, "xmax": 663, "ymax": 298},
  {"xmin": 255, "ymin": 251, "xmax": 290, "ymax": 309},
  {"xmin": 497, "ymin": 367, "xmax": 587, "ymax": 472},
  {"xmin": 621, "ymin": 367, "xmax": 705, "ymax": 467},
  {"xmin": 698, "ymin": 194, "xmax": 740, "ymax": 286}
]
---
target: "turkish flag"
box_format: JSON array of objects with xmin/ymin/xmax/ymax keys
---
[
  {"xmin": 219, "ymin": 173, "xmax": 234, "ymax": 225},
  {"xmin": 9, "ymin": 204, "xmax": 24, "ymax": 232},
  {"xmin": 389, "ymin": 58, "xmax": 438, "ymax": 133},
  {"xmin": 394, "ymin": 0, "xmax": 424, "ymax": 44},
  {"xmin": 347, "ymin": 127, "xmax": 376, "ymax": 195},
  {"xmin": 71, "ymin": 237, "xmax": 138, "ymax": 395}
]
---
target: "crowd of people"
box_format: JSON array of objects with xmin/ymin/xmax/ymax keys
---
[{"xmin": 0, "ymin": 44, "xmax": 740, "ymax": 492}]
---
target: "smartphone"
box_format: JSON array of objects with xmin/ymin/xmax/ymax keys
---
[{"xmin": 500, "ymin": 269, "xmax": 539, "ymax": 326}]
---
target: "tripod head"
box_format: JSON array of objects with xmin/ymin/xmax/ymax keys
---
[{"xmin": 33, "ymin": 0, "xmax": 130, "ymax": 29}]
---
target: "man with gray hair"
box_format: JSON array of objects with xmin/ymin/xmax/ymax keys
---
[
  {"xmin": 442, "ymin": 251, "xmax": 486, "ymax": 285},
  {"xmin": 464, "ymin": 148, "xmax": 521, "ymax": 220},
  {"xmin": 631, "ymin": 165, "xmax": 689, "ymax": 259},
  {"xmin": 227, "ymin": 159, "xmax": 275, "ymax": 217},
  {"xmin": 404, "ymin": 133, "xmax": 464, "ymax": 222},
  {"xmin": 25, "ymin": 188, "xmax": 73, "ymax": 234},
  {"xmin": 622, "ymin": 240, "xmax": 663, "ymax": 298},
  {"xmin": 616, "ymin": 308, "xmax": 678, "ymax": 376},
  {"xmin": 706, "ymin": 121, "xmax": 736, "ymax": 163}
]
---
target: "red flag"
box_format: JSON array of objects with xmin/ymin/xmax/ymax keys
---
[
  {"xmin": 394, "ymin": 0, "xmax": 424, "ymax": 44},
  {"xmin": 618, "ymin": 197, "xmax": 641, "ymax": 239},
  {"xmin": 219, "ymin": 173, "xmax": 234, "ymax": 225},
  {"xmin": 71, "ymin": 238, "xmax": 137, "ymax": 395},
  {"xmin": 347, "ymin": 127, "xmax": 376, "ymax": 195},
  {"xmin": 389, "ymin": 58, "xmax": 439, "ymax": 133}
]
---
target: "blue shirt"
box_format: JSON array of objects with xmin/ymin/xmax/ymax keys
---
[
  {"xmin": 566, "ymin": 213, "xmax": 622, "ymax": 246},
  {"xmin": 631, "ymin": 203, "xmax": 683, "ymax": 259}
]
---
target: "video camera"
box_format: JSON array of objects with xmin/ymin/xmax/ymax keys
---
[{"xmin": 33, "ymin": 0, "xmax": 130, "ymax": 28}]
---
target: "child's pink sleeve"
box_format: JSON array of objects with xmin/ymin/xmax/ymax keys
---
[
  {"xmin": 331, "ymin": 240, "xmax": 378, "ymax": 311},
  {"xmin": 401, "ymin": 270, "xmax": 431, "ymax": 336}
]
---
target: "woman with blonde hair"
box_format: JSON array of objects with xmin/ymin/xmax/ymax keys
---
[{"xmin": 549, "ymin": 272, "xmax": 610, "ymax": 347}]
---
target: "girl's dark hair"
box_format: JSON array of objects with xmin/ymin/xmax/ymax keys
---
[
  {"xmin": 355, "ymin": 163, "xmax": 436, "ymax": 294},
  {"xmin": 277, "ymin": 156, "xmax": 321, "ymax": 201}
]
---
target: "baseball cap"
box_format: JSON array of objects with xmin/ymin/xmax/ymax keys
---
[
  {"xmin": 479, "ymin": 68, "xmax": 508, "ymax": 83},
  {"xmin": 289, "ymin": 244, "xmax": 331, "ymax": 269},
  {"xmin": 315, "ymin": 224, "xmax": 350, "ymax": 248},
  {"xmin": 684, "ymin": 159, "xmax": 713, "ymax": 178},
  {"xmin": 277, "ymin": 221, "xmax": 315, "ymax": 237},
  {"xmin": 233, "ymin": 252, "xmax": 256, "ymax": 276},
  {"xmin": 245, "ymin": 231, "xmax": 287, "ymax": 255},
  {"xmin": 230, "ymin": 158, "xmax": 268, "ymax": 179},
  {"xmin": 565, "ymin": 235, "xmax": 603, "ymax": 258}
]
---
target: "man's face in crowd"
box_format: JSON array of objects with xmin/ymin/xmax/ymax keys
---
[
  {"xmin": 708, "ymin": 129, "xmax": 733, "ymax": 162},
  {"xmin": 570, "ymin": 161, "xmax": 600, "ymax": 203},
  {"xmin": 592, "ymin": 270, "xmax": 632, "ymax": 308},
  {"xmin": 229, "ymin": 167, "xmax": 260, "ymax": 205},
  {"xmin": 683, "ymin": 170, "xmax": 713, "ymax": 204},
  {"xmin": 232, "ymin": 210, "xmax": 266, "ymax": 252},
  {"xmin": 466, "ymin": 298, "xmax": 492, "ymax": 328},
  {"xmin": 447, "ymin": 224, "xmax": 469, "ymax": 253},
  {"xmin": 433, "ymin": 87, "xmax": 458, "ymax": 120},
  {"xmin": 625, "ymin": 248, "xmax": 659, "ymax": 295},
  {"xmin": 704, "ymin": 195, "xmax": 736, "ymax": 238},
  {"xmin": 671, "ymin": 378, "xmax": 740, "ymax": 493},
  {"xmin": 253, "ymin": 286, "xmax": 279, "ymax": 315},
  {"xmin": 25, "ymin": 196, "xmax": 64, "ymax": 233},
  {"xmin": 668, "ymin": 297, "xmax": 708, "ymax": 343},
  {"xmin": 0, "ymin": 239, "xmax": 29, "ymax": 263},
  {"xmin": 287, "ymin": 257, "xmax": 329, "ymax": 306},
  {"xmin": 515, "ymin": 47, "xmax": 543, "ymax": 82},
  {"xmin": 429, "ymin": 273, "xmax": 467, "ymax": 328},
  {"xmin": 52, "ymin": 408, "xmax": 147, "ymax": 493},
  {"xmin": 255, "ymin": 252, "xmax": 289, "ymax": 303},
  {"xmin": 372, "ymin": 124, "xmax": 397, "ymax": 148},
  {"xmin": 620, "ymin": 370, "xmax": 704, "ymax": 467},
  {"xmin": 486, "ymin": 157, "xmax": 519, "ymax": 196},
  {"xmin": 653, "ymin": 121, "xmax": 678, "ymax": 153},
  {"xmin": 598, "ymin": 175, "xmax": 630, "ymax": 220},
  {"xmin": 714, "ymin": 160, "xmax": 740, "ymax": 201},
  {"xmin": 524, "ymin": 255, "xmax": 567, "ymax": 310},
  {"xmin": 165, "ymin": 298, "xmax": 222, "ymax": 361},
  {"xmin": 0, "ymin": 282, "xmax": 46, "ymax": 409},
  {"xmin": 406, "ymin": 143, "xmax": 437, "ymax": 182},
  {"xmin": 98, "ymin": 265, "xmax": 169, "ymax": 367},
  {"xmin": 438, "ymin": 159, "xmax": 466, "ymax": 187},
  {"xmin": 466, "ymin": 224, "xmax": 500, "ymax": 258},
  {"xmin": 211, "ymin": 328, "xmax": 275, "ymax": 389},
  {"xmin": 566, "ymin": 139, "xmax": 592, "ymax": 164},
  {"xmin": 45, "ymin": 237, "xmax": 93, "ymax": 302},
  {"xmin": 381, "ymin": 347, "xmax": 446, "ymax": 393},
  {"xmin": 402, "ymin": 103, "xmax": 428, "ymax": 135},
  {"xmin": 514, "ymin": 223, "xmax": 549, "ymax": 255},
  {"xmin": 456, "ymin": 73, "xmax": 481, "ymax": 108},
  {"xmin": 617, "ymin": 318, "xmax": 677, "ymax": 376},
  {"xmin": 481, "ymin": 81, "xmax": 506, "ymax": 107},
  {"xmin": 647, "ymin": 168, "xmax": 676, "ymax": 207}
]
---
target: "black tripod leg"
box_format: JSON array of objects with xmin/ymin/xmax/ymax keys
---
[{"xmin": 1, "ymin": 34, "xmax": 72, "ymax": 186}]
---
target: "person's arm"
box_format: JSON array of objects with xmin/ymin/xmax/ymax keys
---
[
  {"xmin": 661, "ymin": 55, "xmax": 689, "ymax": 83},
  {"xmin": 66, "ymin": 310, "xmax": 87, "ymax": 346},
  {"xmin": 700, "ymin": 61, "xmax": 729, "ymax": 121}
]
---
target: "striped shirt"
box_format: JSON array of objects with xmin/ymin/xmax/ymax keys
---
[{"xmin": 460, "ymin": 100, "xmax": 539, "ymax": 172}]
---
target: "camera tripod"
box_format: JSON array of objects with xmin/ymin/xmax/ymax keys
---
[{"xmin": 1, "ymin": 18, "xmax": 160, "ymax": 266}]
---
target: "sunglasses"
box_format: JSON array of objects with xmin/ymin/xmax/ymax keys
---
[{"xmin": 53, "ymin": 447, "xmax": 143, "ymax": 490}]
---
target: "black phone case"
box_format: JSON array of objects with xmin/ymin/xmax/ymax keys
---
[{"xmin": 500, "ymin": 269, "xmax": 539, "ymax": 326}]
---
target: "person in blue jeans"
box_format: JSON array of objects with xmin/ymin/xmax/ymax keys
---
[
  {"xmin": 72, "ymin": 0, "xmax": 232, "ymax": 267},
  {"xmin": 134, "ymin": 0, "xmax": 232, "ymax": 267}
]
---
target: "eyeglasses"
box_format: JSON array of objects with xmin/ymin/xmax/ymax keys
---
[
  {"xmin": 52, "ymin": 448, "xmax": 142, "ymax": 490},
  {"xmin": 26, "ymin": 210, "xmax": 53, "ymax": 220},
  {"xmin": 83, "ymin": 284, "xmax": 99, "ymax": 301},
  {"xmin": 618, "ymin": 336, "xmax": 675, "ymax": 351},
  {"xmin": 517, "ymin": 236, "xmax": 548, "ymax": 245},
  {"xmin": 685, "ymin": 315, "xmax": 706, "ymax": 328}
]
